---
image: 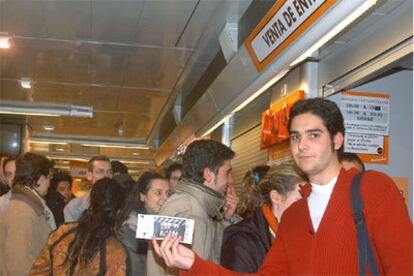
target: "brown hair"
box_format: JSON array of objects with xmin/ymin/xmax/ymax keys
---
[{"xmin": 237, "ymin": 163, "xmax": 308, "ymax": 218}]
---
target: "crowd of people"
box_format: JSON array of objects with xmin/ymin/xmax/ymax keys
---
[{"xmin": 0, "ymin": 98, "xmax": 411, "ymax": 275}]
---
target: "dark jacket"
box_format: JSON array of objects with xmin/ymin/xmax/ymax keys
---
[
  {"xmin": 0, "ymin": 181, "xmax": 9, "ymax": 196},
  {"xmin": 220, "ymin": 206, "xmax": 272, "ymax": 273},
  {"xmin": 46, "ymin": 189, "xmax": 73, "ymax": 227},
  {"xmin": 118, "ymin": 210, "xmax": 148, "ymax": 276}
]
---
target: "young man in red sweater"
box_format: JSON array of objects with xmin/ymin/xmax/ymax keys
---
[{"xmin": 152, "ymin": 97, "xmax": 413, "ymax": 275}]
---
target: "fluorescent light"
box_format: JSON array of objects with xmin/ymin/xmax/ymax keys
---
[
  {"xmin": 46, "ymin": 156, "xmax": 89, "ymax": 162},
  {"xmin": 132, "ymin": 152, "xmax": 141, "ymax": 156},
  {"xmin": 201, "ymin": 114, "xmax": 233, "ymax": 137},
  {"xmin": 0, "ymin": 36, "xmax": 12, "ymax": 49},
  {"xmin": 290, "ymin": 0, "xmax": 377, "ymax": 66},
  {"xmin": 30, "ymin": 140, "xmax": 68, "ymax": 145},
  {"xmin": 0, "ymin": 100, "xmax": 93, "ymax": 118},
  {"xmin": 232, "ymin": 69, "xmax": 289, "ymax": 113},
  {"xmin": 81, "ymin": 143, "xmax": 149, "ymax": 149},
  {"xmin": 43, "ymin": 125, "xmax": 55, "ymax": 131},
  {"xmin": 20, "ymin": 78, "xmax": 32, "ymax": 89}
]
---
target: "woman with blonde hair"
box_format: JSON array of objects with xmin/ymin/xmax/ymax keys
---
[{"xmin": 220, "ymin": 163, "xmax": 308, "ymax": 273}]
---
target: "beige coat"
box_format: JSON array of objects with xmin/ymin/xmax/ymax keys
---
[
  {"xmin": 0, "ymin": 185, "xmax": 53, "ymax": 276},
  {"xmin": 146, "ymin": 179, "xmax": 230, "ymax": 276}
]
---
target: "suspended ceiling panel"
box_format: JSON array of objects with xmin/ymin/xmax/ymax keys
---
[{"xmin": 0, "ymin": 0, "xmax": 252, "ymax": 163}]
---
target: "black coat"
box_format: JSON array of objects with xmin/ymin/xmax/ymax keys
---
[
  {"xmin": 45, "ymin": 189, "xmax": 67, "ymax": 227},
  {"xmin": 220, "ymin": 207, "xmax": 272, "ymax": 273}
]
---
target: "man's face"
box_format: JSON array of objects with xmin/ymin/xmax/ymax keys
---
[
  {"xmin": 206, "ymin": 160, "xmax": 233, "ymax": 196},
  {"xmin": 4, "ymin": 160, "xmax": 16, "ymax": 188},
  {"xmin": 169, "ymin": 170, "xmax": 182, "ymax": 191},
  {"xmin": 289, "ymin": 113, "xmax": 343, "ymax": 182},
  {"xmin": 87, "ymin": 160, "xmax": 112, "ymax": 184}
]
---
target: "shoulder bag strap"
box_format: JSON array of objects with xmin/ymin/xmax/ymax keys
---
[
  {"xmin": 350, "ymin": 171, "xmax": 379, "ymax": 276},
  {"xmin": 98, "ymin": 239, "xmax": 107, "ymax": 276}
]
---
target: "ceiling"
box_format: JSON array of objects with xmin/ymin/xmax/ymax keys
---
[{"xmin": 0, "ymin": 0, "xmax": 252, "ymax": 169}]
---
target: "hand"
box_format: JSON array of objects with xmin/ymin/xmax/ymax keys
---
[
  {"xmin": 223, "ymin": 183, "xmax": 239, "ymax": 219},
  {"xmin": 151, "ymin": 234, "xmax": 195, "ymax": 270}
]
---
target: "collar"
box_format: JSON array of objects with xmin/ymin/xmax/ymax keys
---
[
  {"xmin": 176, "ymin": 178, "xmax": 225, "ymax": 217},
  {"xmin": 11, "ymin": 184, "xmax": 45, "ymax": 215}
]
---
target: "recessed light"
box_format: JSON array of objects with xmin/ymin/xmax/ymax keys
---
[
  {"xmin": 43, "ymin": 125, "xmax": 55, "ymax": 131},
  {"xmin": 0, "ymin": 35, "xmax": 12, "ymax": 49},
  {"xmin": 20, "ymin": 78, "xmax": 32, "ymax": 89}
]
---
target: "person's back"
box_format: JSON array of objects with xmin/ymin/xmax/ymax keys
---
[
  {"xmin": 30, "ymin": 223, "xmax": 128, "ymax": 275},
  {"xmin": 31, "ymin": 177, "xmax": 131, "ymax": 275},
  {"xmin": 0, "ymin": 153, "xmax": 54, "ymax": 276}
]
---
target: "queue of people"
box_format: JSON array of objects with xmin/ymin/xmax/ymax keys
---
[{"xmin": 0, "ymin": 97, "xmax": 411, "ymax": 275}]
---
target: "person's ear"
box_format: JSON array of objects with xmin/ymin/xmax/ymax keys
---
[
  {"xmin": 270, "ymin": 190, "xmax": 283, "ymax": 206},
  {"xmin": 86, "ymin": 170, "xmax": 93, "ymax": 182},
  {"xmin": 139, "ymin": 192, "xmax": 146, "ymax": 203},
  {"xmin": 333, "ymin": 132, "xmax": 344, "ymax": 151},
  {"xmin": 203, "ymin": 167, "xmax": 214, "ymax": 184}
]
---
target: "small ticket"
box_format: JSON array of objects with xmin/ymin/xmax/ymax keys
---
[{"xmin": 136, "ymin": 214, "xmax": 195, "ymax": 244}]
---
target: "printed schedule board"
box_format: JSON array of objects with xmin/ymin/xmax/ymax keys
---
[{"xmin": 330, "ymin": 91, "xmax": 390, "ymax": 164}]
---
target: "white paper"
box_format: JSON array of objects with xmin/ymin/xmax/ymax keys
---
[{"xmin": 136, "ymin": 214, "xmax": 195, "ymax": 245}]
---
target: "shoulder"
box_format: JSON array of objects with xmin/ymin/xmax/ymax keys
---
[
  {"xmin": 346, "ymin": 169, "xmax": 398, "ymax": 198},
  {"xmin": 48, "ymin": 223, "xmax": 77, "ymax": 245},
  {"xmin": 159, "ymin": 192, "xmax": 203, "ymax": 217}
]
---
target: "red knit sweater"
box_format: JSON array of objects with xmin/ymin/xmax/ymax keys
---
[{"xmin": 183, "ymin": 168, "xmax": 413, "ymax": 275}]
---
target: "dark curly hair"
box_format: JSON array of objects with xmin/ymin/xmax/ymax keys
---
[
  {"xmin": 182, "ymin": 140, "xmax": 235, "ymax": 184},
  {"xmin": 165, "ymin": 163, "xmax": 182, "ymax": 179},
  {"xmin": 50, "ymin": 172, "xmax": 72, "ymax": 190},
  {"xmin": 288, "ymin": 98, "xmax": 345, "ymax": 152},
  {"xmin": 13, "ymin": 153, "xmax": 52, "ymax": 188},
  {"xmin": 65, "ymin": 177, "xmax": 128, "ymax": 271}
]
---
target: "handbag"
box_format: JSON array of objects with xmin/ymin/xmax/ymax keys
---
[{"xmin": 350, "ymin": 171, "xmax": 380, "ymax": 276}]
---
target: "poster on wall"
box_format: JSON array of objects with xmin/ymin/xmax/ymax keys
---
[
  {"xmin": 260, "ymin": 90, "xmax": 304, "ymax": 149},
  {"xmin": 330, "ymin": 91, "xmax": 390, "ymax": 165}
]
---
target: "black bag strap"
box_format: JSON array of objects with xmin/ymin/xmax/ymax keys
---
[
  {"xmin": 99, "ymin": 239, "xmax": 107, "ymax": 276},
  {"xmin": 350, "ymin": 171, "xmax": 379, "ymax": 276}
]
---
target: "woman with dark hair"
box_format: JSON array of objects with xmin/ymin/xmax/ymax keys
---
[
  {"xmin": 118, "ymin": 171, "xmax": 170, "ymax": 276},
  {"xmin": 220, "ymin": 163, "xmax": 308, "ymax": 273},
  {"xmin": 30, "ymin": 177, "xmax": 130, "ymax": 275},
  {"xmin": 46, "ymin": 172, "xmax": 74, "ymax": 226}
]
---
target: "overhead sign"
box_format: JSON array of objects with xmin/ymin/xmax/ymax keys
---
[{"xmin": 245, "ymin": 0, "xmax": 336, "ymax": 71}]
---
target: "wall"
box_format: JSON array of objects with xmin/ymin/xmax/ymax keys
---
[{"xmin": 331, "ymin": 70, "xmax": 413, "ymax": 218}]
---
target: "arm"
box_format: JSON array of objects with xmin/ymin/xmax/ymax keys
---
[{"xmin": 63, "ymin": 197, "xmax": 80, "ymax": 222}]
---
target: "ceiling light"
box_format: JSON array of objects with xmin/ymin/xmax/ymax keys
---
[
  {"xmin": 132, "ymin": 152, "xmax": 141, "ymax": 156},
  {"xmin": 290, "ymin": 0, "xmax": 377, "ymax": 66},
  {"xmin": 81, "ymin": 143, "xmax": 149, "ymax": 150},
  {"xmin": 0, "ymin": 35, "xmax": 12, "ymax": 49},
  {"xmin": 30, "ymin": 140, "xmax": 68, "ymax": 145},
  {"xmin": 0, "ymin": 100, "xmax": 93, "ymax": 118},
  {"xmin": 20, "ymin": 78, "xmax": 32, "ymax": 89},
  {"xmin": 232, "ymin": 69, "xmax": 289, "ymax": 113},
  {"xmin": 43, "ymin": 125, "xmax": 55, "ymax": 131},
  {"xmin": 201, "ymin": 114, "xmax": 233, "ymax": 137}
]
